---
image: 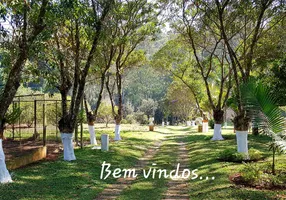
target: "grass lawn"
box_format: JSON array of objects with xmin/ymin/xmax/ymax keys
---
[
  {"xmin": 0, "ymin": 125, "xmax": 164, "ymax": 200},
  {"xmin": 0, "ymin": 124, "xmax": 285, "ymax": 200},
  {"xmin": 183, "ymin": 127, "xmax": 286, "ymax": 200}
]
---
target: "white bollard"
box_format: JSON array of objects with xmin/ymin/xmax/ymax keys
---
[
  {"xmin": 202, "ymin": 121, "xmax": 209, "ymax": 133},
  {"xmin": 162, "ymin": 122, "xmax": 164, "ymax": 127},
  {"xmin": 101, "ymin": 134, "xmax": 109, "ymax": 151}
]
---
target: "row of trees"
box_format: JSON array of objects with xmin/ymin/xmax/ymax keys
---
[
  {"xmin": 153, "ymin": 0, "xmax": 285, "ymax": 151},
  {"xmin": 0, "ymin": 0, "xmax": 285, "ymax": 183},
  {"xmin": 0, "ymin": 0, "xmax": 167, "ymax": 183}
]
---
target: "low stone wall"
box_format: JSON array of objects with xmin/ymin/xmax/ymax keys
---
[{"xmin": 6, "ymin": 146, "xmax": 47, "ymax": 170}]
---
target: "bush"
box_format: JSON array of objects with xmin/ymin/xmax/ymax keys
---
[
  {"xmin": 121, "ymin": 119, "xmax": 128, "ymax": 124},
  {"xmin": 218, "ymin": 148, "xmax": 245, "ymax": 162},
  {"xmin": 218, "ymin": 148, "xmax": 263, "ymax": 162},
  {"xmin": 234, "ymin": 163, "xmax": 286, "ymax": 188},
  {"xmin": 125, "ymin": 114, "xmax": 137, "ymax": 124},
  {"xmin": 209, "ymin": 119, "xmax": 215, "ymax": 129},
  {"xmin": 134, "ymin": 112, "xmax": 149, "ymax": 124},
  {"xmin": 240, "ymin": 162, "xmax": 262, "ymax": 185},
  {"xmin": 248, "ymin": 148, "xmax": 263, "ymax": 161}
]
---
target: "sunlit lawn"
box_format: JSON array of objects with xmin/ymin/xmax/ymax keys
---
[
  {"xmin": 0, "ymin": 124, "xmax": 164, "ymax": 200},
  {"xmin": 0, "ymin": 124, "xmax": 285, "ymax": 200}
]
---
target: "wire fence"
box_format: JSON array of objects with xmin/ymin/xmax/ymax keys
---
[{"xmin": 5, "ymin": 94, "xmax": 66, "ymax": 146}]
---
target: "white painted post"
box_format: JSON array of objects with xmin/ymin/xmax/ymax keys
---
[
  {"xmin": 88, "ymin": 125, "xmax": 97, "ymax": 145},
  {"xmin": 0, "ymin": 139, "xmax": 12, "ymax": 183},
  {"xmin": 191, "ymin": 120, "xmax": 196, "ymax": 126},
  {"xmin": 202, "ymin": 121, "xmax": 209, "ymax": 133},
  {"xmin": 236, "ymin": 131, "xmax": 248, "ymax": 154},
  {"xmin": 61, "ymin": 133, "xmax": 76, "ymax": 161},
  {"xmin": 211, "ymin": 124, "xmax": 224, "ymax": 140},
  {"xmin": 101, "ymin": 134, "xmax": 109, "ymax": 151}
]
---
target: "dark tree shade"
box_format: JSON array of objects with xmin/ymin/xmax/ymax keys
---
[{"xmin": 270, "ymin": 58, "xmax": 286, "ymax": 106}]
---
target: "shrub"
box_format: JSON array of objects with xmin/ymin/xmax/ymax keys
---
[
  {"xmin": 126, "ymin": 114, "xmax": 137, "ymax": 124},
  {"xmin": 218, "ymin": 148, "xmax": 263, "ymax": 162},
  {"xmin": 134, "ymin": 112, "xmax": 149, "ymax": 124},
  {"xmin": 218, "ymin": 148, "xmax": 245, "ymax": 162},
  {"xmin": 240, "ymin": 162, "xmax": 262, "ymax": 185},
  {"xmin": 121, "ymin": 119, "xmax": 128, "ymax": 124},
  {"xmin": 248, "ymin": 148, "xmax": 263, "ymax": 161}
]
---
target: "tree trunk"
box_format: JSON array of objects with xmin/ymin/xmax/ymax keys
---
[
  {"xmin": 211, "ymin": 109, "xmax": 224, "ymax": 140},
  {"xmin": 0, "ymin": 122, "xmax": 6, "ymax": 140},
  {"xmin": 88, "ymin": 123, "xmax": 97, "ymax": 145},
  {"xmin": 60, "ymin": 133, "xmax": 76, "ymax": 161},
  {"xmin": 114, "ymin": 116, "xmax": 122, "ymax": 141},
  {"xmin": 234, "ymin": 113, "xmax": 249, "ymax": 155},
  {"xmin": 236, "ymin": 130, "xmax": 248, "ymax": 154},
  {"xmin": 0, "ymin": 139, "xmax": 12, "ymax": 183},
  {"xmin": 233, "ymin": 114, "xmax": 249, "ymax": 131},
  {"xmin": 83, "ymin": 97, "xmax": 97, "ymax": 145}
]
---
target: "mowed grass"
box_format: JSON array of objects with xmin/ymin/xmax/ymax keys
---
[
  {"xmin": 0, "ymin": 124, "xmax": 165, "ymax": 200},
  {"xmin": 118, "ymin": 128, "xmax": 184, "ymax": 200},
  {"xmin": 183, "ymin": 127, "xmax": 286, "ymax": 200},
  {"xmin": 1, "ymin": 124, "xmax": 286, "ymax": 200}
]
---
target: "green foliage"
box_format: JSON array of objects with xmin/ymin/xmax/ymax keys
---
[
  {"xmin": 46, "ymin": 103, "xmax": 62, "ymax": 126},
  {"xmin": 241, "ymin": 80, "xmax": 286, "ymax": 173},
  {"xmin": 97, "ymin": 102, "xmax": 114, "ymax": 126},
  {"xmin": 218, "ymin": 148, "xmax": 263, "ymax": 162},
  {"xmin": 134, "ymin": 112, "xmax": 149, "ymax": 125},
  {"xmin": 239, "ymin": 162, "xmax": 286, "ymax": 188},
  {"xmin": 209, "ymin": 119, "xmax": 215, "ymax": 129},
  {"xmin": 124, "ymin": 65, "xmax": 171, "ymax": 109},
  {"xmin": 241, "ymin": 80, "xmax": 285, "ymax": 135},
  {"xmin": 248, "ymin": 148, "xmax": 263, "ymax": 161},
  {"xmin": 125, "ymin": 114, "xmax": 137, "ymax": 124},
  {"xmin": 240, "ymin": 162, "xmax": 262, "ymax": 185},
  {"xmin": 166, "ymin": 81, "xmax": 199, "ymax": 121},
  {"xmin": 268, "ymin": 58, "xmax": 286, "ymax": 106},
  {"xmin": 120, "ymin": 119, "xmax": 128, "ymax": 124},
  {"xmin": 5, "ymin": 107, "xmax": 22, "ymax": 125},
  {"xmin": 218, "ymin": 148, "xmax": 245, "ymax": 162},
  {"xmin": 138, "ymin": 98, "xmax": 158, "ymax": 118},
  {"xmin": 123, "ymin": 101, "xmax": 134, "ymax": 118}
]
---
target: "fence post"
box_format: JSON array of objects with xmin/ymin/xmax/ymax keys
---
[
  {"xmin": 18, "ymin": 97, "xmax": 21, "ymax": 147},
  {"xmin": 80, "ymin": 99, "xmax": 83, "ymax": 149},
  {"xmin": 12, "ymin": 102, "xmax": 15, "ymax": 140},
  {"xmin": 55, "ymin": 100, "xmax": 58, "ymax": 141},
  {"xmin": 43, "ymin": 100, "xmax": 47, "ymax": 146},
  {"xmin": 34, "ymin": 100, "xmax": 37, "ymax": 137}
]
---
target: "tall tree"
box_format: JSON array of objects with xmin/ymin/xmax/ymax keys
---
[
  {"xmin": 39, "ymin": 0, "xmax": 113, "ymax": 160},
  {"xmin": 152, "ymin": 38, "xmax": 208, "ymax": 119},
  {"xmin": 175, "ymin": 1, "xmax": 233, "ymax": 140},
  {"xmin": 105, "ymin": 0, "xmax": 159, "ymax": 141},
  {"xmin": 83, "ymin": 11, "xmax": 119, "ymax": 146},
  {"xmin": 0, "ymin": 0, "xmax": 50, "ymax": 183},
  {"xmin": 212, "ymin": 0, "xmax": 284, "ymax": 153},
  {"xmin": 0, "ymin": 0, "xmax": 49, "ymax": 138}
]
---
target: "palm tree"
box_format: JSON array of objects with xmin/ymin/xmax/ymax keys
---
[{"xmin": 241, "ymin": 80, "xmax": 286, "ymax": 174}]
